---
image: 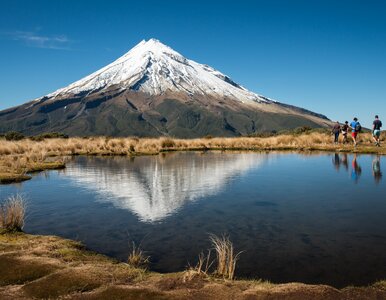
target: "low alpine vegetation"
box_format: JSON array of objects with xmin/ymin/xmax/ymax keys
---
[
  {"xmin": 127, "ymin": 242, "xmax": 150, "ymax": 269},
  {"xmin": 209, "ymin": 234, "xmax": 242, "ymax": 280},
  {"xmin": 0, "ymin": 194, "xmax": 26, "ymax": 233}
]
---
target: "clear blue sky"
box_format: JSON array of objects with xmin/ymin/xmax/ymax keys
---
[{"xmin": 1, "ymin": 0, "xmax": 385, "ymax": 127}]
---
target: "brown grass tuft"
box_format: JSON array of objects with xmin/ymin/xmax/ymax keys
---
[
  {"xmin": 209, "ymin": 234, "xmax": 242, "ymax": 280},
  {"xmin": 127, "ymin": 242, "xmax": 150, "ymax": 269},
  {"xmin": 188, "ymin": 250, "xmax": 214, "ymax": 277},
  {"xmin": 0, "ymin": 194, "xmax": 26, "ymax": 233},
  {"xmin": 160, "ymin": 138, "xmax": 176, "ymax": 148}
]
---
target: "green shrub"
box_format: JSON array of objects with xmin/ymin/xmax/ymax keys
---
[
  {"xmin": 4, "ymin": 131, "xmax": 25, "ymax": 141},
  {"xmin": 30, "ymin": 132, "xmax": 69, "ymax": 141},
  {"xmin": 293, "ymin": 126, "xmax": 312, "ymax": 135},
  {"xmin": 250, "ymin": 131, "xmax": 277, "ymax": 138}
]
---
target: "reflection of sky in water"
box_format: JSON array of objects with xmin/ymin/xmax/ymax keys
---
[{"xmin": 64, "ymin": 152, "xmax": 267, "ymax": 222}]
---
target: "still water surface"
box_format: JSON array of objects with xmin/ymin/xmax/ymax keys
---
[{"xmin": 1, "ymin": 152, "xmax": 385, "ymax": 287}]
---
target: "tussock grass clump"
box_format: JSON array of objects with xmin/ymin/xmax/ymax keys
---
[
  {"xmin": 0, "ymin": 194, "xmax": 26, "ymax": 233},
  {"xmin": 190, "ymin": 250, "xmax": 213, "ymax": 276},
  {"xmin": 127, "ymin": 242, "xmax": 149, "ymax": 269},
  {"xmin": 161, "ymin": 138, "xmax": 175, "ymax": 148},
  {"xmin": 210, "ymin": 234, "xmax": 242, "ymax": 280}
]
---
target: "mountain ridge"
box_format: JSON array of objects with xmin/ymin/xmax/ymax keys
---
[{"xmin": 0, "ymin": 38, "xmax": 331, "ymax": 137}]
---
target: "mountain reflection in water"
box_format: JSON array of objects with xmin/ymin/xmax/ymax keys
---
[
  {"xmin": 2, "ymin": 152, "xmax": 386, "ymax": 287},
  {"xmin": 64, "ymin": 152, "xmax": 267, "ymax": 222}
]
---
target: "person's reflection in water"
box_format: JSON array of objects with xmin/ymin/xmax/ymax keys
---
[
  {"xmin": 351, "ymin": 154, "xmax": 362, "ymax": 183},
  {"xmin": 341, "ymin": 153, "xmax": 349, "ymax": 171},
  {"xmin": 332, "ymin": 153, "xmax": 341, "ymax": 171},
  {"xmin": 372, "ymin": 156, "xmax": 382, "ymax": 184}
]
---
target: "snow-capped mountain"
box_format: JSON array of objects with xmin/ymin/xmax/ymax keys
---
[
  {"xmin": 46, "ymin": 39, "xmax": 270, "ymax": 104},
  {"xmin": 0, "ymin": 39, "xmax": 331, "ymax": 137}
]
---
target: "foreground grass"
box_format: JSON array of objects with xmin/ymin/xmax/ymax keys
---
[
  {"xmin": 1, "ymin": 132, "xmax": 385, "ymax": 184},
  {"xmin": 0, "ymin": 194, "xmax": 25, "ymax": 233},
  {"xmin": 210, "ymin": 234, "xmax": 242, "ymax": 280},
  {"xmin": 0, "ymin": 232, "xmax": 385, "ymax": 299}
]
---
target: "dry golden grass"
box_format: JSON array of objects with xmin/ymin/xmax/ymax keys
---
[
  {"xmin": 1, "ymin": 132, "xmax": 385, "ymax": 183},
  {"xmin": 188, "ymin": 250, "xmax": 214, "ymax": 277},
  {"xmin": 210, "ymin": 234, "xmax": 242, "ymax": 280},
  {"xmin": 127, "ymin": 242, "xmax": 150, "ymax": 269},
  {"xmin": 0, "ymin": 194, "xmax": 26, "ymax": 232}
]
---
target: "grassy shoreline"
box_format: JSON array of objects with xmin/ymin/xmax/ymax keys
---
[
  {"xmin": 0, "ymin": 232, "xmax": 385, "ymax": 299},
  {"xmin": 0, "ymin": 161, "xmax": 66, "ymax": 184},
  {"xmin": 1, "ymin": 132, "xmax": 385, "ymax": 184}
]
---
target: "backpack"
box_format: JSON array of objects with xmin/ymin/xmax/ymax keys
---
[{"xmin": 355, "ymin": 122, "xmax": 362, "ymax": 132}]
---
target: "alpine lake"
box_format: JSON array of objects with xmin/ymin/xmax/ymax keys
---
[{"xmin": 1, "ymin": 151, "xmax": 385, "ymax": 288}]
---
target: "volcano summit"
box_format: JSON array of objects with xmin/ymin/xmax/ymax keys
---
[{"xmin": 0, "ymin": 39, "xmax": 331, "ymax": 137}]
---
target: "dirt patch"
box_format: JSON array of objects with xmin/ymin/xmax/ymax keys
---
[
  {"xmin": 74, "ymin": 286, "xmax": 170, "ymax": 300},
  {"xmin": 341, "ymin": 286, "xmax": 386, "ymax": 300},
  {"xmin": 0, "ymin": 254, "xmax": 58, "ymax": 286},
  {"xmin": 0, "ymin": 241, "xmax": 22, "ymax": 252},
  {"xmin": 242, "ymin": 283, "xmax": 341, "ymax": 300},
  {"xmin": 154, "ymin": 272, "xmax": 207, "ymax": 290},
  {"xmin": 166, "ymin": 282, "xmax": 245, "ymax": 300}
]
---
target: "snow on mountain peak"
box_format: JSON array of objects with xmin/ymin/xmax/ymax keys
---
[{"xmin": 46, "ymin": 39, "xmax": 272, "ymax": 104}]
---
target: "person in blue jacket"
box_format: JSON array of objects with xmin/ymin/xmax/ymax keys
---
[{"xmin": 349, "ymin": 117, "xmax": 360, "ymax": 147}]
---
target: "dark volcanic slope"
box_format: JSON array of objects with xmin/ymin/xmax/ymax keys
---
[{"xmin": 0, "ymin": 89, "xmax": 331, "ymax": 138}]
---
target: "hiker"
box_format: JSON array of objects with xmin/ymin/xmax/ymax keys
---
[
  {"xmin": 341, "ymin": 121, "xmax": 349, "ymax": 144},
  {"xmin": 349, "ymin": 117, "xmax": 361, "ymax": 146},
  {"xmin": 331, "ymin": 121, "xmax": 341, "ymax": 144},
  {"xmin": 372, "ymin": 115, "xmax": 382, "ymax": 147}
]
